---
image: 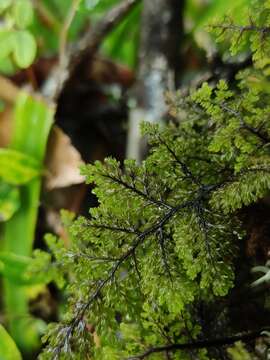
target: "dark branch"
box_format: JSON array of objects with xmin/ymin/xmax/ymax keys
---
[
  {"xmin": 220, "ymin": 103, "xmax": 270, "ymax": 144},
  {"xmin": 212, "ymin": 24, "xmax": 270, "ymax": 36},
  {"xmin": 127, "ymin": 328, "xmax": 270, "ymax": 359},
  {"xmin": 193, "ymin": 198, "xmax": 217, "ymax": 267},
  {"xmin": 158, "ymin": 135, "xmax": 201, "ymax": 186},
  {"xmin": 69, "ymin": 252, "xmax": 119, "ymax": 262},
  {"xmin": 132, "ymin": 251, "xmax": 141, "ymax": 280},
  {"xmin": 101, "ymin": 172, "xmax": 173, "ymax": 210},
  {"xmin": 157, "ymin": 227, "xmax": 172, "ymax": 280}
]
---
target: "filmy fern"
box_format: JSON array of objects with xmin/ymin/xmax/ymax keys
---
[{"xmin": 38, "ymin": 1, "xmax": 270, "ymax": 359}]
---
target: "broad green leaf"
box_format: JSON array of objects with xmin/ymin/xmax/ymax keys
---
[
  {"xmin": 0, "ymin": 325, "xmax": 22, "ymax": 360},
  {"xmin": 2, "ymin": 92, "xmax": 54, "ymax": 351},
  {"xmin": 0, "ymin": 148, "xmax": 41, "ymax": 185},
  {"xmin": 0, "ymin": 30, "xmax": 15, "ymax": 60},
  {"xmin": 13, "ymin": 31, "xmax": 36, "ymax": 69},
  {"xmin": 11, "ymin": 92, "xmax": 54, "ymax": 160},
  {"xmin": 0, "ymin": 0, "xmax": 12, "ymax": 13},
  {"xmin": 13, "ymin": 0, "xmax": 33, "ymax": 29},
  {"xmin": 0, "ymin": 182, "xmax": 20, "ymax": 221}
]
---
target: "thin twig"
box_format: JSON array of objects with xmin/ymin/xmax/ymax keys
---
[
  {"xmin": 126, "ymin": 328, "xmax": 269, "ymax": 359},
  {"xmin": 193, "ymin": 198, "xmax": 216, "ymax": 268},
  {"xmin": 59, "ymin": 0, "xmax": 82, "ymax": 70},
  {"xmin": 84, "ymin": 221, "xmax": 141, "ymax": 235},
  {"xmin": 158, "ymin": 135, "xmax": 201, "ymax": 186},
  {"xmin": 220, "ymin": 103, "xmax": 270, "ymax": 144},
  {"xmin": 32, "ymin": 0, "xmax": 61, "ymax": 33},
  {"xmin": 212, "ymin": 24, "xmax": 270, "ymax": 35},
  {"xmin": 101, "ymin": 172, "xmax": 173, "ymax": 210},
  {"xmin": 157, "ymin": 227, "xmax": 172, "ymax": 280},
  {"xmin": 47, "ymin": 0, "xmax": 140, "ymax": 100},
  {"xmin": 70, "ymin": 0, "xmax": 140, "ymax": 71},
  {"xmin": 69, "ymin": 252, "xmax": 119, "ymax": 262},
  {"xmin": 132, "ymin": 251, "xmax": 141, "ymax": 280}
]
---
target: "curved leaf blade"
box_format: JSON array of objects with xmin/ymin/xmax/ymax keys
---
[
  {"xmin": 0, "ymin": 182, "xmax": 20, "ymax": 221},
  {"xmin": 0, "ymin": 148, "xmax": 41, "ymax": 185},
  {"xmin": 0, "ymin": 325, "xmax": 22, "ymax": 360}
]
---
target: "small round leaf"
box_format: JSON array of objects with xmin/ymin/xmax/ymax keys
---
[
  {"xmin": 13, "ymin": 30, "xmax": 37, "ymax": 68},
  {"xmin": 0, "ymin": 30, "xmax": 15, "ymax": 60},
  {"xmin": 13, "ymin": 0, "xmax": 33, "ymax": 28}
]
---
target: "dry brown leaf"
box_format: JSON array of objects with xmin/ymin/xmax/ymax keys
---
[
  {"xmin": 0, "ymin": 75, "xmax": 20, "ymax": 103},
  {"xmin": 45, "ymin": 125, "xmax": 85, "ymax": 190},
  {"xmin": 0, "ymin": 76, "xmax": 84, "ymax": 190},
  {"xmin": 0, "ymin": 105, "xmax": 13, "ymax": 148},
  {"xmin": 0, "ymin": 76, "xmax": 19, "ymax": 147}
]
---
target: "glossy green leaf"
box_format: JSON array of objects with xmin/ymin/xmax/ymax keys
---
[
  {"xmin": 13, "ymin": 31, "xmax": 37, "ymax": 69},
  {"xmin": 11, "ymin": 92, "xmax": 54, "ymax": 160},
  {"xmin": 13, "ymin": 0, "xmax": 34, "ymax": 28},
  {"xmin": 0, "ymin": 30, "xmax": 15, "ymax": 60},
  {"xmin": 0, "ymin": 325, "xmax": 22, "ymax": 360},
  {"xmin": 0, "ymin": 148, "xmax": 41, "ymax": 185},
  {"xmin": 2, "ymin": 92, "xmax": 54, "ymax": 351},
  {"xmin": 0, "ymin": 182, "xmax": 20, "ymax": 221}
]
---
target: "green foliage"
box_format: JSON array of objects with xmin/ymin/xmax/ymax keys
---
[
  {"xmin": 79, "ymin": 0, "xmax": 141, "ymax": 68},
  {"xmin": 0, "ymin": 92, "xmax": 54, "ymax": 352},
  {"xmin": 0, "ymin": 251, "xmax": 56, "ymax": 286},
  {"xmin": 0, "ymin": 148, "xmax": 41, "ymax": 185},
  {"xmin": 13, "ymin": 0, "xmax": 33, "ymax": 29},
  {"xmin": 187, "ymin": 0, "xmax": 250, "ymax": 31},
  {"xmin": 0, "ymin": 182, "xmax": 20, "ymax": 221},
  {"xmin": 37, "ymin": 1, "xmax": 270, "ymax": 359},
  {"xmin": 212, "ymin": 0, "xmax": 270, "ymax": 69},
  {"xmin": 0, "ymin": 0, "xmax": 36, "ymax": 69},
  {"xmin": 30, "ymin": 0, "xmax": 88, "ymax": 55},
  {"xmin": 227, "ymin": 342, "xmax": 252, "ymax": 360},
  {"xmin": 28, "ymin": 233, "xmax": 67, "ymax": 289},
  {"xmin": 39, "ymin": 71, "xmax": 270, "ymax": 358},
  {"xmin": 0, "ymin": 324, "xmax": 22, "ymax": 360}
]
